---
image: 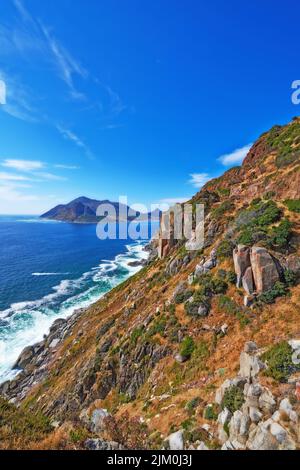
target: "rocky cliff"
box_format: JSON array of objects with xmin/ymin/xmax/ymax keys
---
[{"xmin": 1, "ymin": 117, "xmax": 300, "ymax": 450}]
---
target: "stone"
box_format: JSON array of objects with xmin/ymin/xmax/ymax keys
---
[
  {"xmin": 13, "ymin": 346, "xmax": 35, "ymax": 370},
  {"xmin": 242, "ymin": 267, "xmax": 255, "ymax": 295},
  {"xmin": 249, "ymin": 407, "xmax": 262, "ymax": 423},
  {"xmin": 175, "ymin": 353, "xmax": 187, "ymax": 364},
  {"xmin": 288, "ymin": 339, "xmax": 300, "ymax": 351},
  {"xmin": 229, "ymin": 410, "xmax": 250, "ymax": 444},
  {"xmin": 296, "ymin": 382, "xmax": 300, "ymax": 401},
  {"xmin": 197, "ymin": 442, "xmax": 209, "ymax": 450},
  {"xmin": 279, "ymin": 398, "xmax": 298, "ymax": 422},
  {"xmin": 250, "ymin": 246, "xmax": 280, "ymax": 293},
  {"xmin": 244, "ymin": 341, "xmax": 258, "ymax": 354},
  {"xmin": 258, "ymin": 390, "xmax": 276, "ymax": 414},
  {"xmin": 270, "ymin": 422, "xmax": 287, "ymax": 444},
  {"xmin": 90, "ymin": 408, "xmax": 110, "ymax": 433},
  {"xmin": 166, "ymin": 430, "xmax": 184, "ymax": 450},
  {"xmin": 244, "ymin": 295, "xmax": 254, "ymax": 307},
  {"xmin": 218, "ymin": 408, "xmax": 232, "ymax": 426},
  {"xmin": 85, "ymin": 438, "xmax": 124, "ymax": 450},
  {"xmin": 239, "ymin": 352, "xmax": 265, "ymax": 379},
  {"xmin": 49, "ymin": 338, "xmax": 60, "ymax": 349},
  {"xmin": 197, "ymin": 303, "xmax": 210, "ymax": 317},
  {"xmin": 172, "ymin": 281, "xmax": 188, "ymax": 301},
  {"xmin": 247, "ymin": 425, "xmax": 279, "ymax": 450},
  {"xmin": 233, "ymin": 245, "xmax": 251, "ymax": 288},
  {"xmin": 221, "ymin": 439, "xmax": 245, "ymax": 450}
]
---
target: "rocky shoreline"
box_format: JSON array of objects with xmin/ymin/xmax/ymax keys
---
[{"xmin": 0, "ymin": 243, "xmax": 152, "ymax": 403}]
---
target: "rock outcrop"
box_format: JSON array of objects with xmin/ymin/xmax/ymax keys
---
[{"xmin": 233, "ymin": 245, "xmax": 281, "ymax": 298}]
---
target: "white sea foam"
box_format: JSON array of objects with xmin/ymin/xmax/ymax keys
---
[
  {"xmin": 32, "ymin": 272, "xmax": 70, "ymax": 277},
  {"xmin": 0, "ymin": 241, "xmax": 148, "ymax": 383}
]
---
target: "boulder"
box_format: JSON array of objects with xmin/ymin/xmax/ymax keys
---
[
  {"xmin": 247, "ymin": 425, "xmax": 279, "ymax": 450},
  {"xmin": 239, "ymin": 351, "xmax": 265, "ymax": 379},
  {"xmin": 233, "ymin": 245, "xmax": 251, "ymax": 288},
  {"xmin": 90, "ymin": 408, "xmax": 110, "ymax": 433},
  {"xmin": 250, "ymin": 247, "xmax": 280, "ymax": 293},
  {"xmin": 197, "ymin": 442, "xmax": 209, "ymax": 450},
  {"xmin": 242, "ymin": 267, "xmax": 255, "ymax": 295},
  {"xmin": 166, "ymin": 430, "xmax": 184, "ymax": 450},
  {"xmin": 85, "ymin": 439, "xmax": 124, "ymax": 450},
  {"xmin": 229, "ymin": 410, "xmax": 250, "ymax": 445},
  {"xmin": 258, "ymin": 390, "xmax": 276, "ymax": 414},
  {"xmin": 13, "ymin": 346, "xmax": 35, "ymax": 370}
]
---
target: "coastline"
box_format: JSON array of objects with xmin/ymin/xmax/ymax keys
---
[{"xmin": 0, "ymin": 240, "xmax": 151, "ymax": 386}]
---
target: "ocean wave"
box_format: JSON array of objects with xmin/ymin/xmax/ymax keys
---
[
  {"xmin": 32, "ymin": 272, "xmax": 70, "ymax": 277},
  {"xmin": 0, "ymin": 241, "xmax": 148, "ymax": 383}
]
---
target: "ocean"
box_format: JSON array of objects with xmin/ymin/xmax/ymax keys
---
[{"xmin": 0, "ymin": 216, "xmax": 157, "ymax": 383}]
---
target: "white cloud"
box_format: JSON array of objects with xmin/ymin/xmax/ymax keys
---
[
  {"xmin": 0, "ymin": 181, "xmax": 57, "ymax": 214},
  {"xmin": 2, "ymin": 159, "xmax": 44, "ymax": 171},
  {"xmin": 54, "ymin": 164, "xmax": 80, "ymax": 170},
  {"xmin": 218, "ymin": 144, "xmax": 252, "ymax": 166},
  {"xmin": 0, "ymin": 171, "xmax": 31, "ymax": 181},
  {"xmin": 189, "ymin": 173, "xmax": 211, "ymax": 189},
  {"xmin": 56, "ymin": 125, "xmax": 93, "ymax": 158},
  {"xmin": 160, "ymin": 197, "xmax": 190, "ymax": 205},
  {"xmin": 0, "ymin": 71, "xmax": 38, "ymax": 122},
  {"xmin": 35, "ymin": 172, "xmax": 67, "ymax": 181}
]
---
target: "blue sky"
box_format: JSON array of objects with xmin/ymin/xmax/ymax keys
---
[{"xmin": 0, "ymin": 0, "xmax": 300, "ymax": 214}]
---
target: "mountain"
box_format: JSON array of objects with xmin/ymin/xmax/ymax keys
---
[
  {"xmin": 41, "ymin": 196, "xmax": 160, "ymax": 223},
  {"xmin": 1, "ymin": 117, "xmax": 300, "ymax": 450}
]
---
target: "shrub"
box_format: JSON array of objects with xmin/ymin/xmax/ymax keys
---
[
  {"xmin": 221, "ymin": 385, "xmax": 244, "ymax": 413},
  {"xmin": 258, "ymin": 281, "xmax": 288, "ymax": 304},
  {"xmin": 218, "ymin": 295, "xmax": 250, "ymax": 327},
  {"xmin": 211, "ymin": 200, "xmax": 234, "ymax": 220},
  {"xmin": 204, "ymin": 404, "xmax": 219, "ymax": 421},
  {"xmin": 216, "ymin": 240, "xmax": 234, "ymax": 259},
  {"xmin": 180, "ymin": 337, "xmax": 195, "ymax": 359},
  {"xmin": 104, "ymin": 412, "xmax": 150, "ymax": 450},
  {"xmin": 284, "ymin": 269, "xmax": 297, "ymax": 287},
  {"xmin": 174, "ymin": 289, "xmax": 193, "ymax": 305},
  {"xmin": 148, "ymin": 316, "xmax": 167, "ymax": 337},
  {"xmin": 131, "ymin": 327, "xmax": 144, "ymax": 345},
  {"xmin": 268, "ymin": 219, "xmax": 293, "ymax": 249},
  {"xmin": 262, "ymin": 341, "xmax": 300, "ymax": 382},
  {"xmin": 0, "ymin": 398, "xmax": 51, "ymax": 445},
  {"xmin": 185, "ymin": 397, "xmax": 201, "ymax": 414},
  {"xmin": 284, "ymin": 199, "xmax": 300, "ymax": 213},
  {"xmin": 226, "ymin": 271, "xmax": 237, "ymax": 285}
]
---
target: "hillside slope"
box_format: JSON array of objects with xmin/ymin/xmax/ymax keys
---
[{"xmin": 1, "ymin": 117, "xmax": 300, "ymax": 450}]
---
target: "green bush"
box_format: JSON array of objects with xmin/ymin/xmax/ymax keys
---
[
  {"xmin": 262, "ymin": 341, "xmax": 300, "ymax": 382},
  {"xmin": 268, "ymin": 219, "xmax": 292, "ymax": 249},
  {"xmin": 216, "ymin": 240, "xmax": 234, "ymax": 259},
  {"xmin": 221, "ymin": 385, "xmax": 244, "ymax": 413},
  {"xmin": 211, "ymin": 200, "xmax": 234, "ymax": 220},
  {"xmin": 258, "ymin": 281, "xmax": 288, "ymax": 304},
  {"xmin": 185, "ymin": 397, "xmax": 201, "ymax": 414},
  {"xmin": 218, "ymin": 295, "xmax": 250, "ymax": 327},
  {"xmin": 226, "ymin": 271, "xmax": 237, "ymax": 285},
  {"xmin": 180, "ymin": 337, "xmax": 195, "ymax": 359},
  {"xmin": 284, "ymin": 269, "xmax": 297, "ymax": 287},
  {"xmin": 131, "ymin": 327, "xmax": 144, "ymax": 345},
  {"xmin": 174, "ymin": 289, "xmax": 194, "ymax": 304},
  {"xmin": 0, "ymin": 398, "xmax": 51, "ymax": 444},
  {"xmin": 284, "ymin": 199, "xmax": 300, "ymax": 213},
  {"xmin": 204, "ymin": 404, "xmax": 219, "ymax": 421}
]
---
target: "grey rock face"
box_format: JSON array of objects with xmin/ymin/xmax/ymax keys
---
[
  {"xmin": 85, "ymin": 439, "xmax": 124, "ymax": 450},
  {"xmin": 250, "ymin": 247, "xmax": 280, "ymax": 293},
  {"xmin": 242, "ymin": 266, "xmax": 255, "ymax": 295},
  {"xmin": 233, "ymin": 245, "xmax": 251, "ymax": 288}
]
